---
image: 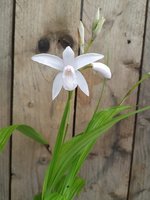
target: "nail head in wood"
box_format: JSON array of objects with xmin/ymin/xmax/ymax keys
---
[{"xmin": 38, "ymin": 38, "xmax": 50, "ymax": 53}]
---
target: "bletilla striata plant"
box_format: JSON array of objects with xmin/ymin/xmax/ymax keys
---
[{"xmin": 0, "ymin": 8, "xmax": 150, "ymax": 200}]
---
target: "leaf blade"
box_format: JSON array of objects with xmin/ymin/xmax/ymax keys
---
[{"xmin": 0, "ymin": 124, "xmax": 48, "ymax": 151}]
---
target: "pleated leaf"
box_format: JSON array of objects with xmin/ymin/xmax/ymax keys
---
[
  {"xmin": 0, "ymin": 124, "xmax": 48, "ymax": 151},
  {"xmin": 43, "ymin": 105, "xmax": 150, "ymax": 198},
  {"xmin": 34, "ymin": 194, "xmax": 42, "ymax": 200}
]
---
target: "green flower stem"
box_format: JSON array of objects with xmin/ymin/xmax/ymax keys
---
[
  {"xmin": 42, "ymin": 91, "xmax": 73, "ymax": 198},
  {"xmin": 94, "ymin": 78, "xmax": 106, "ymax": 113},
  {"xmin": 84, "ymin": 79, "xmax": 106, "ymax": 133},
  {"xmin": 54, "ymin": 91, "xmax": 73, "ymax": 151},
  {"xmin": 119, "ymin": 73, "xmax": 150, "ymax": 105},
  {"xmin": 100, "ymin": 73, "xmax": 150, "ymax": 127},
  {"xmin": 84, "ymin": 38, "xmax": 94, "ymax": 53},
  {"xmin": 63, "ymin": 92, "xmax": 73, "ymax": 142}
]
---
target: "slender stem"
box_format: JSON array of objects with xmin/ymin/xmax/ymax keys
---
[
  {"xmin": 101, "ymin": 73, "xmax": 150, "ymax": 128},
  {"xmin": 84, "ymin": 38, "xmax": 94, "ymax": 53},
  {"xmin": 42, "ymin": 91, "xmax": 73, "ymax": 198},
  {"xmin": 94, "ymin": 78, "xmax": 106, "ymax": 113},
  {"xmin": 85, "ymin": 79, "xmax": 106, "ymax": 133},
  {"xmin": 63, "ymin": 91, "xmax": 74, "ymax": 142},
  {"xmin": 54, "ymin": 91, "xmax": 73, "ymax": 153},
  {"xmin": 119, "ymin": 73, "xmax": 150, "ymax": 105}
]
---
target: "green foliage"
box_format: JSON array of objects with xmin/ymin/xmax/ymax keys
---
[
  {"xmin": 0, "ymin": 74, "xmax": 149, "ymax": 200},
  {"xmin": 41, "ymin": 104, "xmax": 150, "ymax": 200},
  {"xmin": 34, "ymin": 193, "xmax": 67, "ymax": 200},
  {"xmin": 0, "ymin": 124, "xmax": 48, "ymax": 151},
  {"xmin": 34, "ymin": 194, "xmax": 42, "ymax": 200},
  {"xmin": 42, "ymin": 91, "xmax": 73, "ymax": 197}
]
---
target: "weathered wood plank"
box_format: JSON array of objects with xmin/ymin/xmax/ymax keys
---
[
  {"xmin": 128, "ymin": 1, "xmax": 150, "ymax": 200},
  {"xmin": 0, "ymin": 0, "xmax": 13, "ymax": 199},
  {"xmin": 12, "ymin": 1, "xmax": 81, "ymax": 199},
  {"xmin": 75, "ymin": 1, "xmax": 147, "ymax": 199}
]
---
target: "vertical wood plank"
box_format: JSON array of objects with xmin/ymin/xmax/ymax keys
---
[
  {"xmin": 0, "ymin": 0, "xmax": 13, "ymax": 199},
  {"xmin": 12, "ymin": 1, "xmax": 81, "ymax": 199},
  {"xmin": 128, "ymin": 1, "xmax": 150, "ymax": 200},
  {"xmin": 75, "ymin": 0, "xmax": 147, "ymax": 199}
]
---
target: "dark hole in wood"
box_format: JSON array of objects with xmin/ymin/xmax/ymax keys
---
[
  {"xmin": 127, "ymin": 39, "xmax": 131, "ymax": 44},
  {"xmin": 38, "ymin": 38, "xmax": 50, "ymax": 53},
  {"xmin": 38, "ymin": 156, "xmax": 49, "ymax": 165},
  {"xmin": 27, "ymin": 101, "xmax": 34, "ymax": 108},
  {"xmin": 58, "ymin": 35, "xmax": 74, "ymax": 49}
]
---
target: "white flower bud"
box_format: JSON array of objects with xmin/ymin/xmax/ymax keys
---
[
  {"xmin": 92, "ymin": 8, "xmax": 100, "ymax": 30},
  {"xmin": 92, "ymin": 62, "xmax": 111, "ymax": 79},
  {"xmin": 78, "ymin": 21, "xmax": 85, "ymax": 54},
  {"xmin": 92, "ymin": 8, "xmax": 105, "ymax": 39}
]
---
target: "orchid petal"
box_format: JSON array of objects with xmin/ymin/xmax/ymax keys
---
[
  {"xmin": 92, "ymin": 62, "xmax": 111, "ymax": 79},
  {"xmin": 76, "ymin": 71, "xmax": 89, "ymax": 96},
  {"xmin": 52, "ymin": 72, "xmax": 63, "ymax": 100},
  {"xmin": 75, "ymin": 53, "xmax": 104, "ymax": 70},
  {"xmin": 63, "ymin": 46, "xmax": 75, "ymax": 66},
  {"xmin": 32, "ymin": 54, "xmax": 63, "ymax": 71}
]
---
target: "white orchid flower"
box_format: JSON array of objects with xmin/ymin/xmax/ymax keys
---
[
  {"xmin": 92, "ymin": 62, "xmax": 111, "ymax": 79},
  {"xmin": 32, "ymin": 46, "xmax": 104, "ymax": 100}
]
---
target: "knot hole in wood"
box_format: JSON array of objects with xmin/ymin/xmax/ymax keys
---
[
  {"xmin": 38, "ymin": 37, "xmax": 50, "ymax": 53},
  {"xmin": 58, "ymin": 34, "xmax": 74, "ymax": 49}
]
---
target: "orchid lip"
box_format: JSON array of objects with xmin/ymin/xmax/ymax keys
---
[{"xmin": 62, "ymin": 65, "xmax": 77, "ymax": 91}]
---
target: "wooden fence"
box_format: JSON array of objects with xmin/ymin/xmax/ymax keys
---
[{"xmin": 0, "ymin": 0, "xmax": 150, "ymax": 199}]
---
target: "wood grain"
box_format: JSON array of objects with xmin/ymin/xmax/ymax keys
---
[
  {"xmin": 0, "ymin": 0, "xmax": 13, "ymax": 200},
  {"xmin": 0, "ymin": 0, "xmax": 149, "ymax": 199},
  {"xmin": 128, "ymin": 1, "xmax": 150, "ymax": 200},
  {"xmin": 75, "ymin": 0, "xmax": 147, "ymax": 199},
  {"xmin": 12, "ymin": 0, "xmax": 81, "ymax": 199}
]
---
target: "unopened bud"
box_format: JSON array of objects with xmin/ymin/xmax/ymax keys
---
[
  {"xmin": 78, "ymin": 21, "xmax": 85, "ymax": 54},
  {"xmin": 92, "ymin": 62, "xmax": 111, "ymax": 79},
  {"xmin": 92, "ymin": 8, "xmax": 105, "ymax": 40},
  {"xmin": 92, "ymin": 8, "xmax": 100, "ymax": 30}
]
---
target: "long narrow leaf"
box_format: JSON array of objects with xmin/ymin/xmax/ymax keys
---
[
  {"xmin": 44, "ymin": 193, "xmax": 67, "ymax": 200},
  {"xmin": 45, "ymin": 105, "xmax": 150, "ymax": 194},
  {"xmin": 0, "ymin": 124, "xmax": 48, "ymax": 151},
  {"xmin": 44, "ymin": 105, "xmax": 131, "ymax": 192},
  {"xmin": 34, "ymin": 194, "xmax": 42, "ymax": 200},
  {"xmin": 120, "ymin": 73, "xmax": 150, "ymax": 104}
]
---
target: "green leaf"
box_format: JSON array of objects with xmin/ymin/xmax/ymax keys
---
[
  {"xmin": 65, "ymin": 176, "xmax": 85, "ymax": 200},
  {"xmin": 44, "ymin": 105, "xmax": 150, "ymax": 197},
  {"xmin": 43, "ymin": 105, "xmax": 131, "ymax": 194},
  {"xmin": 44, "ymin": 176, "xmax": 84, "ymax": 200},
  {"xmin": 44, "ymin": 193, "xmax": 67, "ymax": 200},
  {"xmin": 42, "ymin": 73, "xmax": 150, "ymax": 199},
  {"xmin": 120, "ymin": 73, "xmax": 150, "ymax": 104},
  {"xmin": 85, "ymin": 105, "xmax": 131, "ymax": 133},
  {"xmin": 0, "ymin": 124, "xmax": 48, "ymax": 151},
  {"xmin": 34, "ymin": 193, "xmax": 42, "ymax": 200}
]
